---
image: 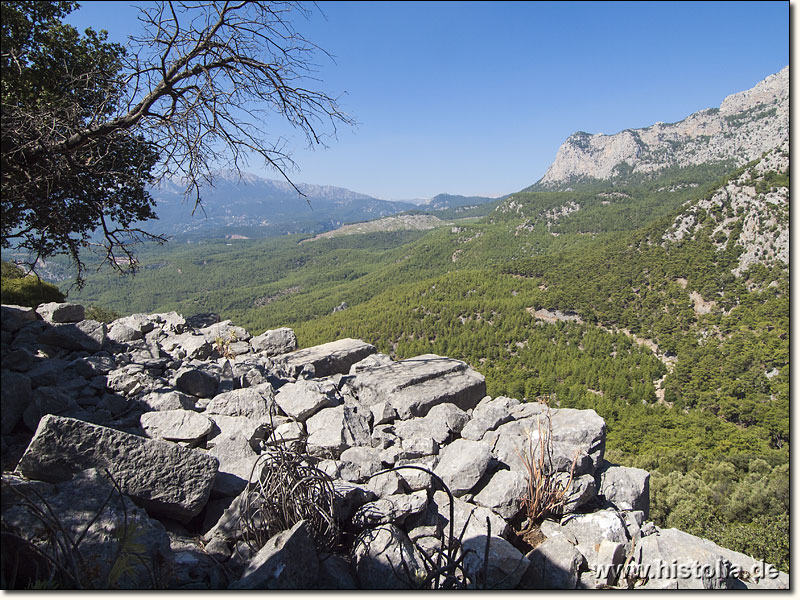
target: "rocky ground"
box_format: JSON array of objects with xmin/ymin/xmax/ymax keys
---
[{"xmin": 0, "ymin": 303, "xmax": 789, "ymax": 589}]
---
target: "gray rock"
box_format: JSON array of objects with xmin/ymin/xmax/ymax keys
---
[
  {"xmin": 633, "ymin": 527, "xmax": 787, "ymax": 590},
  {"xmin": 305, "ymin": 403, "xmax": 371, "ymax": 457},
  {"xmin": 70, "ymin": 352, "xmax": 116, "ymax": 377},
  {"xmin": 348, "ymin": 352, "xmax": 394, "ymax": 374},
  {"xmin": 1, "ymin": 371, "xmax": 32, "ymax": 434},
  {"xmin": 352, "ymin": 491, "xmax": 428, "ymax": 529},
  {"xmin": 151, "ymin": 311, "xmax": 187, "ymax": 333},
  {"xmin": 22, "ymin": 385, "xmax": 79, "ymax": 431},
  {"xmin": 369, "ymin": 400, "xmax": 397, "ymax": 426},
  {"xmin": 332, "ymin": 480, "xmax": 378, "ymax": 522},
  {"xmin": 2, "ymin": 469, "xmax": 172, "ymax": 589},
  {"xmin": 107, "ymin": 322, "xmax": 143, "ymax": 343},
  {"xmin": 207, "ymin": 413, "xmax": 269, "ymax": 446},
  {"xmin": 38, "ymin": 319, "xmax": 107, "ymax": 352},
  {"xmin": 175, "ymin": 367, "xmax": 220, "ymax": 398},
  {"xmin": 338, "ymin": 446, "xmax": 384, "ymax": 483},
  {"xmin": 207, "ymin": 433, "xmax": 260, "ymax": 497},
  {"xmin": 462, "ymin": 534, "xmax": 530, "ymax": 589},
  {"xmin": 317, "ymin": 554, "xmax": 358, "ymax": 589},
  {"xmin": 363, "ymin": 469, "xmax": 407, "ymax": 498},
  {"xmin": 473, "ymin": 469, "xmax": 528, "ymax": 520},
  {"xmin": 595, "ymin": 540, "xmax": 627, "ymax": 586},
  {"xmin": 561, "ymin": 472, "xmax": 598, "ymax": 513},
  {"xmin": 230, "ymin": 521, "xmax": 319, "ymax": 589},
  {"xmin": 1, "ymin": 304, "xmax": 38, "ymax": 332},
  {"xmin": 410, "ymin": 490, "xmax": 508, "ymax": 542},
  {"xmin": 139, "ymin": 389, "xmax": 197, "ymax": 411},
  {"xmin": 268, "ymin": 420, "xmax": 305, "ymax": 446},
  {"xmin": 521, "ymin": 536, "xmax": 586, "ymax": 589},
  {"xmin": 461, "ymin": 395, "xmax": 519, "ymax": 440},
  {"xmin": 164, "ymin": 332, "xmax": 213, "ymax": 360},
  {"xmin": 140, "ymin": 409, "xmax": 214, "ymax": 442},
  {"xmin": 352, "ymin": 524, "xmax": 427, "ymax": 589},
  {"xmin": 393, "ymin": 457, "xmax": 438, "ymax": 492},
  {"xmin": 425, "ymin": 402, "xmax": 470, "ymax": 436},
  {"xmin": 433, "ymin": 438, "xmax": 493, "ymax": 496},
  {"xmin": 198, "ymin": 320, "xmax": 251, "ymax": 343},
  {"xmin": 106, "ymin": 366, "xmax": 152, "ymax": 397},
  {"xmin": 485, "ymin": 405, "xmax": 606, "ymax": 477},
  {"xmin": 36, "ymin": 302, "xmax": 85, "ymax": 323},
  {"xmin": 111, "ymin": 313, "xmax": 155, "ymax": 335},
  {"xmin": 165, "ymin": 534, "xmax": 228, "ymax": 589},
  {"xmin": 250, "ymin": 327, "xmax": 297, "ymax": 356},
  {"xmin": 557, "ymin": 509, "xmax": 631, "ymax": 571},
  {"xmin": 205, "ymin": 384, "xmax": 275, "ymax": 420},
  {"xmin": 276, "ymin": 338, "xmax": 377, "ymax": 378},
  {"xmin": 350, "ymin": 353, "xmax": 485, "ymax": 419},
  {"xmin": 2, "ymin": 347, "xmax": 35, "ymax": 371},
  {"xmin": 16, "ymin": 415, "xmax": 218, "ymax": 523},
  {"xmin": 274, "ymin": 379, "xmax": 340, "ymax": 422},
  {"xmin": 399, "ymin": 436, "xmax": 438, "ymax": 459},
  {"xmin": 598, "ymin": 462, "xmax": 650, "ymax": 517}
]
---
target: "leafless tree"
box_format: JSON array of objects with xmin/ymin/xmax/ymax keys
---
[{"xmin": 2, "ymin": 0, "xmax": 353, "ymax": 281}]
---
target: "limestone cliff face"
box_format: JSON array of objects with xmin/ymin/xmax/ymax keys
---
[
  {"xmin": 662, "ymin": 140, "xmax": 789, "ymax": 275},
  {"xmin": 537, "ymin": 66, "xmax": 788, "ymax": 187}
]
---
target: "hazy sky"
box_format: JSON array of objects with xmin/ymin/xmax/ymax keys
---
[{"xmin": 66, "ymin": 1, "xmax": 789, "ymax": 201}]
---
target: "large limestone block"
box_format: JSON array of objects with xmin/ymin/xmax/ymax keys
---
[
  {"xmin": 2, "ymin": 469, "xmax": 172, "ymax": 589},
  {"xmin": 38, "ymin": 319, "xmax": 107, "ymax": 352},
  {"xmin": 175, "ymin": 367, "xmax": 219, "ymax": 398},
  {"xmin": 462, "ymin": 534, "xmax": 530, "ymax": 589},
  {"xmin": 1, "ymin": 304, "xmax": 37, "ymax": 332},
  {"xmin": 485, "ymin": 405, "xmax": 606, "ymax": 477},
  {"xmin": 555, "ymin": 509, "xmax": 631, "ymax": 571},
  {"xmin": 352, "ymin": 524, "xmax": 426, "ymax": 589},
  {"xmin": 204, "ymin": 384, "xmax": 275, "ymax": 420},
  {"xmin": 409, "ymin": 490, "xmax": 508, "ymax": 542},
  {"xmin": 16, "ymin": 415, "xmax": 218, "ymax": 523},
  {"xmin": 275, "ymin": 338, "xmax": 376, "ymax": 378},
  {"xmin": 473, "ymin": 469, "xmax": 528, "ymax": 520},
  {"xmin": 140, "ymin": 409, "xmax": 214, "ymax": 443},
  {"xmin": 461, "ymin": 396, "xmax": 519, "ymax": 440},
  {"xmin": 35, "ymin": 302, "xmax": 85, "ymax": 323},
  {"xmin": 433, "ymin": 438, "xmax": 492, "ymax": 496},
  {"xmin": 1, "ymin": 371, "xmax": 32, "ymax": 434},
  {"xmin": 305, "ymin": 404, "xmax": 371, "ymax": 456},
  {"xmin": 520, "ymin": 536, "xmax": 586, "ymax": 589},
  {"xmin": 274, "ymin": 379, "xmax": 340, "ymax": 422},
  {"xmin": 229, "ymin": 521, "xmax": 319, "ymax": 589},
  {"xmin": 350, "ymin": 354, "xmax": 486, "ymax": 419},
  {"xmin": 250, "ymin": 327, "xmax": 297, "ymax": 356},
  {"xmin": 634, "ymin": 528, "xmax": 788, "ymax": 590},
  {"xmin": 598, "ymin": 461, "xmax": 650, "ymax": 517}
]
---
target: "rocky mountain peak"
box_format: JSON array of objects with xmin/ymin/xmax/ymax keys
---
[{"xmin": 537, "ymin": 66, "xmax": 789, "ymax": 188}]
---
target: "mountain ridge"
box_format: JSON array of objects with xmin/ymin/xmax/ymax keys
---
[{"xmin": 535, "ymin": 66, "xmax": 788, "ymax": 188}]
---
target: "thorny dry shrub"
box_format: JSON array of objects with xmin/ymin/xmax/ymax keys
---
[
  {"xmin": 357, "ymin": 465, "xmax": 525, "ymax": 590},
  {"xmin": 238, "ymin": 443, "xmax": 338, "ymax": 553},
  {"xmin": 515, "ymin": 410, "xmax": 579, "ymax": 535}
]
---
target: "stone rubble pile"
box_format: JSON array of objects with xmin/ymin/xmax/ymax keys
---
[{"xmin": 0, "ymin": 303, "xmax": 789, "ymax": 589}]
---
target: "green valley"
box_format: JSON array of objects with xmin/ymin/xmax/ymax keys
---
[{"xmin": 52, "ymin": 154, "xmax": 790, "ymax": 571}]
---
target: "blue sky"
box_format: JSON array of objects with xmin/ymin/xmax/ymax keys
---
[{"xmin": 66, "ymin": 1, "xmax": 789, "ymax": 201}]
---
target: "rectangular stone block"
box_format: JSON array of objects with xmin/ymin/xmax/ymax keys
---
[
  {"xmin": 16, "ymin": 415, "xmax": 218, "ymax": 523},
  {"xmin": 275, "ymin": 338, "xmax": 376, "ymax": 378},
  {"xmin": 350, "ymin": 354, "xmax": 486, "ymax": 419}
]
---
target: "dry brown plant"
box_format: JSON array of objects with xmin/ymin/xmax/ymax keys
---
[{"xmin": 515, "ymin": 410, "xmax": 579, "ymax": 535}]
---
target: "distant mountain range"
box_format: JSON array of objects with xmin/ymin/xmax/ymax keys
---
[{"xmin": 142, "ymin": 171, "xmax": 498, "ymax": 239}]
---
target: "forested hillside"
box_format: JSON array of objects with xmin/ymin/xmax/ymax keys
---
[
  {"xmin": 54, "ymin": 151, "xmax": 790, "ymax": 571},
  {"xmin": 13, "ymin": 62, "xmax": 788, "ymax": 571}
]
